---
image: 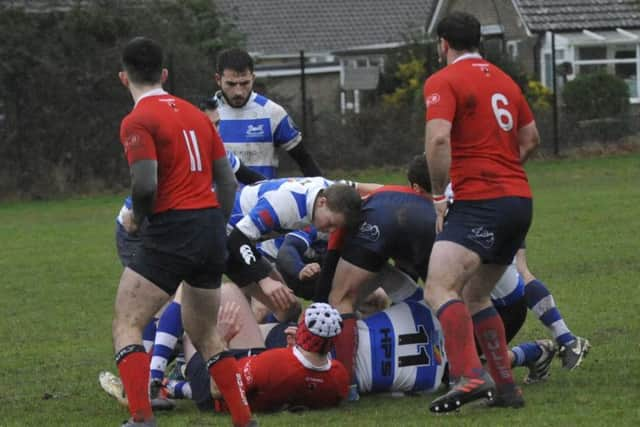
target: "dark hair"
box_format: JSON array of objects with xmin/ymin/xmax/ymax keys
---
[
  {"xmin": 121, "ymin": 37, "xmax": 163, "ymax": 84},
  {"xmin": 199, "ymin": 95, "xmax": 218, "ymax": 111},
  {"xmin": 322, "ymin": 184, "xmax": 362, "ymax": 230},
  {"xmin": 407, "ymin": 154, "xmax": 432, "ymax": 193},
  {"xmin": 436, "ymin": 12, "xmax": 481, "ymax": 51},
  {"xmin": 216, "ymin": 47, "xmax": 254, "ymax": 74}
]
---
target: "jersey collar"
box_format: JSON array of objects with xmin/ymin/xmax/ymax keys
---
[
  {"xmin": 293, "ymin": 345, "xmax": 331, "ymax": 372},
  {"xmin": 452, "ymin": 53, "xmax": 483, "ymax": 64},
  {"xmin": 135, "ymin": 88, "xmax": 169, "ymax": 107}
]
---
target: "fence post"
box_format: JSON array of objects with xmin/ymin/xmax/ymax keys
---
[
  {"xmin": 300, "ymin": 50, "xmax": 307, "ymax": 136},
  {"xmin": 551, "ymin": 31, "xmax": 559, "ymax": 155}
]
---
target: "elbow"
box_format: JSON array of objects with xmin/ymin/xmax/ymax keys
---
[{"xmin": 431, "ymin": 135, "xmax": 450, "ymax": 148}]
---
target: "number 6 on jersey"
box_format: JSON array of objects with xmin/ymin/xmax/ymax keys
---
[{"xmin": 491, "ymin": 93, "xmax": 514, "ymax": 132}]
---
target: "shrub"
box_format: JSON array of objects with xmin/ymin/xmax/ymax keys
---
[{"xmin": 562, "ymin": 72, "xmax": 630, "ymax": 120}]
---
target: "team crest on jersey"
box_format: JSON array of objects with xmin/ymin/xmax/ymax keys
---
[
  {"xmin": 246, "ymin": 124, "xmax": 265, "ymax": 138},
  {"xmin": 426, "ymin": 93, "xmax": 440, "ymax": 108},
  {"xmin": 358, "ymin": 222, "xmax": 380, "ymax": 242},
  {"xmin": 123, "ymin": 133, "xmax": 143, "ymax": 154}
]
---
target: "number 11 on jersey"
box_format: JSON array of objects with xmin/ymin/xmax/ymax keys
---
[{"xmin": 182, "ymin": 129, "xmax": 203, "ymax": 172}]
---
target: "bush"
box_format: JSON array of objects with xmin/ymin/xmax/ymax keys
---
[
  {"xmin": 562, "ymin": 72, "xmax": 630, "ymax": 120},
  {"xmin": 0, "ymin": 1, "xmax": 242, "ymax": 198}
]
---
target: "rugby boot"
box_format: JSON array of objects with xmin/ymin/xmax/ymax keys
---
[
  {"xmin": 524, "ymin": 339, "xmax": 557, "ymax": 384},
  {"xmin": 429, "ymin": 370, "xmax": 495, "ymax": 413},
  {"xmin": 559, "ymin": 336, "xmax": 591, "ymax": 370}
]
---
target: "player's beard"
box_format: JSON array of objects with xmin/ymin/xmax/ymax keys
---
[{"xmin": 222, "ymin": 90, "xmax": 251, "ymax": 108}]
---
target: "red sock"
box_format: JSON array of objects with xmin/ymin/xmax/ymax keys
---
[
  {"xmin": 116, "ymin": 345, "xmax": 153, "ymax": 422},
  {"xmin": 473, "ymin": 306, "xmax": 514, "ymax": 386},
  {"xmin": 333, "ymin": 314, "xmax": 357, "ymax": 383},
  {"xmin": 436, "ymin": 300, "xmax": 483, "ymax": 380},
  {"xmin": 208, "ymin": 354, "xmax": 252, "ymax": 427}
]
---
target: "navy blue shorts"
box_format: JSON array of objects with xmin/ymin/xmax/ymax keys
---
[
  {"xmin": 128, "ymin": 208, "xmax": 228, "ymax": 294},
  {"xmin": 437, "ymin": 197, "xmax": 532, "ymax": 265}
]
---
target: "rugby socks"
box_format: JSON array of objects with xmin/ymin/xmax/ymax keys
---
[
  {"xmin": 115, "ymin": 344, "xmax": 153, "ymax": 422},
  {"xmin": 207, "ymin": 352, "xmax": 252, "ymax": 427},
  {"xmin": 436, "ymin": 300, "xmax": 484, "ymax": 380},
  {"xmin": 150, "ymin": 301, "xmax": 183, "ymax": 382},
  {"xmin": 473, "ymin": 306, "xmax": 515, "ymax": 386},
  {"xmin": 166, "ymin": 379, "xmax": 192, "ymax": 399},
  {"xmin": 524, "ymin": 279, "xmax": 576, "ymax": 346},
  {"xmin": 511, "ymin": 342, "xmax": 543, "ymax": 367},
  {"xmin": 142, "ymin": 318, "xmax": 158, "ymax": 353},
  {"xmin": 333, "ymin": 313, "xmax": 358, "ymax": 383}
]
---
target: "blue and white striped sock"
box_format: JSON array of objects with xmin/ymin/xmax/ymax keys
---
[
  {"xmin": 142, "ymin": 318, "xmax": 158, "ymax": 353},
  {"xmin": 166, "ymin": 380, "xmax": 192, "ymax": 399},
  {"xmin": 511, "ymin": 342, "xmax": 543, "ymax": 366},
  {"xmin": 524, "ymin": 279, "xmax": 576, "ymax": 347},
  {"xmin": 150, "ymin": 301, "xmax": 183, "ymax": 382}
]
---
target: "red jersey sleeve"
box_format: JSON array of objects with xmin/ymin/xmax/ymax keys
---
[
  {"xmin": 120, "ymin": 116, "xmax": 157, "ymax": 165},
  {"xmin": 423, "ymin": 73, "xmax": 456, "ymax": 122},
  {"xmin": 517, "ymin": 93, "xmax": 535, "ymax": 129}
]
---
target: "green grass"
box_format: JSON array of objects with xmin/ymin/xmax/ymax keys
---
[{"xmin": 2, "ymin": 155, "xmax": 639, "ymax": 426}]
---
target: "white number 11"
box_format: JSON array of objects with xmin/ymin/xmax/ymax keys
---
[{"xmin": 182, "ymin": 129, "xmax": 202, "ymax": 172}]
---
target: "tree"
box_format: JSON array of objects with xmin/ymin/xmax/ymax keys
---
[{"xmin": 0, "ymin": 1, "xmax": 243, "ymax": 197}]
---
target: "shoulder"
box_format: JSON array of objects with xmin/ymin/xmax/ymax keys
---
[{"xmin": 253, "ymin": 93, "xmax": 288, "ymax": 117}]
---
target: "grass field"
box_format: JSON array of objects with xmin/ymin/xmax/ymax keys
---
[{"xmin": 2, "ymin": 154, "xmax": 639, "ymax": 426}]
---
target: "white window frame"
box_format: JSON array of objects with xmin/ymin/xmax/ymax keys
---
[{"xmin": 540, "ymin": 30, "xmax": 640, "ymax": 103}]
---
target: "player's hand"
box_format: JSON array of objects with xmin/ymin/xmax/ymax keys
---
[
  {"xmin": 121, "ymin": 210, "xmax": 139, "ymax": 234},
  {"xmin": 284, "ymin": 326, "xmax": 298, "ymax": 347},
  {"xmin": 298, "ymin": 262, "xmax": 321, "ymax": 281},
  {"xmin": 258, "ymin": 277, "xmax": 297, "ymax": 312},
  {"xmin": 216, "ymin": 301, "xmax": 243, "ymax": 345},
  {"xmin": 434, "ymin": 201, "xmax": 448, "ymax": 234}
]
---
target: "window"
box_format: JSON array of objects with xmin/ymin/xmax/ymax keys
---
[
  {"xmin": 615, "ymin": 48, "xmax": 638, "ymax": 97},
  {"xmin": 572, "ymin": 42, "xmax": 639, "ymax": 101}
]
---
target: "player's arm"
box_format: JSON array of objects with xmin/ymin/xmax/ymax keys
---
[
  {"xmin": 516, "ymin": 94, "xmax": 540, "ymax": 164},
  {"xmin": 276, "ymin": 234, "xmax": 312, "ymax": 281},
  {"xmin": 287, "ymin": 143, "xmax": 323, "ymax": 177},
  {"xmin": 337, "ymin": 179, "xmax": 382, "ymax": 197},
  {"xmin": 213, "ymin": 156, "xmax": 237, "ymax": 221},
  {"xmin": 272, "ymin": 108, "xmax": 323, "ymax": 177},
  {"xmin": 424, "ymin": 119, "xmax": 452, "ymax": 197},
  {"xmin": 235, "ymin": 162, "xmax": 266, "ymax": 185},
  {"xmin": 328, "ymin": 257, "xmax": 377, "ymax": 314},
  {"xmin": 129, "ymin": 160, "xmax": 157, "ymax": 230},
  {"xmin": 517, "ymin": 123, "xmax": 539, "ymax": 164}
]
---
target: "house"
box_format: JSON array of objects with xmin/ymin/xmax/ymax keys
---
[
  {"xmin": 214, "ymin": 0, "xmax": 438, "ymax": 115},
  {"xmin": 428, "ymin": 0, "xmax": 640, "ymax": 103}
]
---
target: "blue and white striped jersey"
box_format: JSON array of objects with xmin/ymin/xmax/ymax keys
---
[
  {"xmin": 229, "ymin": 177, "xmax": 333, "ymax": 241},
  {"xmin": 116, "ymin": 151, "xmax": 241, "ymax": 226},
  {"xmin": 356, "ymin": 300, "xmax": 447, "ymax": 394},
  {"xmin": 217, "ymin": 91, "xmax": 302, "ymax": 179}
]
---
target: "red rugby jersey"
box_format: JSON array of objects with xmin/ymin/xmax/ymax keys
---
[
  {"xmin": 423, "ymin": 55, "xmax": 534, "ymax": 200},
  {"xmin": 238, "ymin": 347, "xmax": 349, "ymax": 411},
  {"xmin": 120, "ymin": 90, "xmax": 226, "ymax": 213}
]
